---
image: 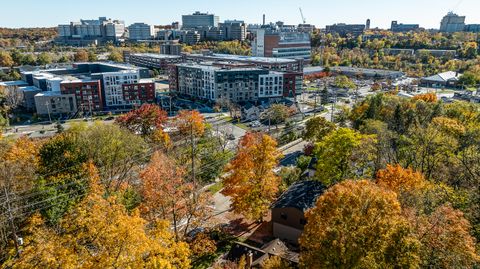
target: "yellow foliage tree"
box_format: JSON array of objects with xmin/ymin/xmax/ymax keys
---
[
  {"xmin": 222, "ymin": 132, "xmax": 282, "ymax": 220},
  {"xmin": 376, "ymin": 164, "xmax": 426, "ymax": 193},
  {"xmin": 10, "ymin": 163, "xmax": 191, "ymax": 269}
]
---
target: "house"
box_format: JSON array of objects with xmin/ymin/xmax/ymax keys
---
[
  {"xmin": 241, "ymin": 102, "xmax": 261, "ymax": 121},
  {"xmin": 420, "ymin": 71, "xmax": 461, "ymax": 89},
  {"xmin": 271, "ymin": 180, "xmax": 325, "ymax": 244},
  {"xmin": 227, "ymin": 239, "xmax": 298, "ymax": 268}
]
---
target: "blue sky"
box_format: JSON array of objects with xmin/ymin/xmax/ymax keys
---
[{"xmin": 1, "ymin": 0, "xmax": 479, "ymax": 29}]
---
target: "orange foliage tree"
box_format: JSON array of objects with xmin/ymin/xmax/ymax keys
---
[
  {"xmin": 413, "ymin": 92, "xmax": 437, "ymax": 103},
  {"xmin": 299, "ymin": 180, "xmax": 420, "ymax": 268},
  {"xmin": 116, "ymin": 104, "xmax": 168, "ymax": 138},
  {"xmin": 376, "ymin": 164, "xmax": 426, "ymax": 193},
  {"xmin": 140, "ymin": 151, "xmax": 212, "ymax": 240},
  {"xmin": 222, "ymin": 132, "xmax": 282, "ymax": 220}
]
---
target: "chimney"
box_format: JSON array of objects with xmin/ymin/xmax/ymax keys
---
[
  {"xmin": 263, "ymin": 14, "xmax": 266, "ymax": 26},
  {"xmin": 246, "ymin": 251, "xmax": 253, "ymax": 268}
]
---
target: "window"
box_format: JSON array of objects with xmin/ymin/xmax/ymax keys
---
[
  {"xmin": 280, "ymin": 213, "xmax": 288, "ymax": 220},
  {"xmin": 300, "ymin": 219, "xmax": 307, "ymax": 225}
]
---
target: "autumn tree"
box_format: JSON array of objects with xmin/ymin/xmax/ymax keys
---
[
  {"xmin": 108, "ymin": 49, "xmax": 123, "ymax": 62},
  {"xmin": 412, "ymin": 92, "xmax": 437, "ymax": 103},
  {"xmin": 265, "ymin": 104, "xmax": 292, "ymax": 128},
  {"xmin": 74, "ymin": 49, "xmax": 89, "ymax": 62},
  {"xmin": 406, "ymin": 205, "xmax": 480, "ymax": 268},
  {"xmin": 314, "ymin": 128, "xmax": 377, "ymax": 186},
  {"xmin": 0, "ymin": 50, "xmax": 14, "ymax": 67},
  {"xmin": 8, "ymin": 164, "xmax": 191, "ymax": 269},
  {"xmin": 116, "ymin": 104, "xmax": 168, "ymax": 139},
  {"xmin": 222, "ymin": 132, "xmax": 282, "ymax": 220},
  {"xmin": 299, "ymin": 180, "xmax": 420, "ymax": 269},
  {"xmin": 140, "ymin": 151, "xmax": 212, "ymax": 240},
  {"xmin": 303, "ymin": 116, "xmax": 336, "ymax": 142},
  {"xmin": 261, "ymin": 256, "xmax": 292, "ymax": 269},
  {"xmin": 376, "ymin": 164, "xmax": 426, "ymax": 193},
  {"xmin": 175, "ymin": 110, "xmax": 205, "ymax": 185}
]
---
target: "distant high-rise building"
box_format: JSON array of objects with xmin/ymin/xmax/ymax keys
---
[
  {"xmin": 366, "ymin": 19, "xmax": 371, "ymax": 30},
  {"xmin": 57, "ymin": 17, "xmax": 125, "ymax": 45},
  {"xmin": 222, "ymin": 20, "xmax": 247, "ymax": 41},
  {"xmin": 391, "ymin": 21, "xmax": 420, "ymax": 32},
  {"xmin": 182, "ymin": 11, "xmax": 219, "ymax": 29},
  {"xmin": 440, "ymin": 12, "xmax": 466, "ymax": 33},
  {"xmin": 252, "ymin": 27, "xmax": 311, "ymax": 61},
  {"xmin": 128, "ymin": 23, "xmax": 154, "ymax": 40}
]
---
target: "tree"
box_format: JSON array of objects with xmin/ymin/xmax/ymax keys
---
[
  {"xmin": 314, "ymin": 128, "xmax": 377, "ymax": 186},
  {"xmin": 376, "ymin": 164, "xmax": 426, "ymax": 193},
  {"xmin": 36, "ymin": 52, "xmax": 52, "ymax": 65},
  {"xmin": 265, "ymin": 104, "xmax": 292, "ymax": 128},
  {"xmin": 261, "ymin": 256, "xmax": 292, "ymax": 269},
  {"xmin": 222, "ymin": 132, "xmax": 282, "ymax": 220},
  {"xmin": 299, "ymin": 180, "xmax": 420, "ymax": 269},
  {"xmin": 76, "ymin": 123, "xmax": 149, "ymax": 192},
  {"xmin": 108, "ymin": 49, "xmax": 123, "ymax": 62},
  {"xmin": 334, "ymin": 75, "xmax": 356, "ymax": 89},
  {"xmin": 303, "ymin": 116, "xmax": 336, "ymax": 142},
  {"xmin": 88, "ymin": 50, "xmax": 98, "ymax": 62},
  {"xmin": 140, "ymin": 151, "xmax": 212, "ymax": 240},
  {"xmin": 0, "ymin": 50, "xmax": 14, "ymax": 67},
  {"xmin": 405, "ymin": 205, "xmax": 480, "ymax": 268},
  {"xmin": 116, "ymin": 104, "xmax": 168, "ymax": 138},
  {"xmin": 412, "ymin": 93, "xmax": 437, "ymax": 103},
  {"xmin": 74, "ymin": 49, "xmax": 89, "ymax": 62},
  {"xmin": 9, "ymin": 164, "xmax": 191, "ymax": 269}
]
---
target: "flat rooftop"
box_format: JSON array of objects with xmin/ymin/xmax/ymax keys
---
[
  {"xmin": 132, "ymin": 53, "xmax": 182, "ymax": 59},
  {"xmin": 188, "ymin": 53, "xmax": 298, "ymax": 64},
  {"xmin": 176, "ymin": 63, "xmax": 265, "ymax": 72},
  {"xmin": 0, "ymin": 80, "xmax": 29, "ymax": 87}
]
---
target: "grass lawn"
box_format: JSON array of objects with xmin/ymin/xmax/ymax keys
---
[
  {"xmin": 233, "ymin": 122, "xmax": 249, "ymax": 130},
  {"xmin": 208, "ymin": 182, "xmax": 223, "ymax": 194}
]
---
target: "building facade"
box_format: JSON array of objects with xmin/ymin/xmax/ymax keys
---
[
  {"xmin": 169, "ymin": 63, "xmax": 302, "ymax": 103},
  {"xmin": 124, "ymin": 52, "xmax": 183, "ymax": 71},
  {"xmin": 57, "ymin": 17, "xmax": 125, "ymax": 45},
  {"xmin": 222, "ymin": 20, "xmax": 247, "ymax": 41},
  {"xmin": 182, "ymin": 12, "xmax": 219, "ymax": 29},
  {"xmin": 252, "ymin": 28, "xmax": 311, "ymax": 61},
  {"xmin": 60, "ymin": 80, "xmax": 104, "ymax": 112},
  {"xmin": 391, "ymin": 21, "xmax": 420, "ymax": 32},
  {"xmin": 440, "ymin": 12, "xmax": 466, "ymax": 33},
  {"xmin": 128, "ymin": 23, "xmax": 154, "ymax": 40},
  {"xmin": 326, "ymin": 23, "xmax": 365, "ymax": 37},
  {"xmin": 122, "ymin": 80, "xmax": 156, "ymax": 106}
]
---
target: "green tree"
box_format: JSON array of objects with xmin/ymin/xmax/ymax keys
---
[
  {"xmin": 108, "ymin": 49, "xmax": 123, "ymax": 62},
  {"xmin": 303, "ymin": 116, "xmax": 336, "ymax": 142},
  {"xmin": 36, "ymin": 52, "xmax": 52, "ymax": 65},
  {"xmin": 334, "ymin": 75, "xmax": 356, "ymax": 89},
  {"xmin": 314, "ymin": 128, "xmax": 376, "ymax": 186}
]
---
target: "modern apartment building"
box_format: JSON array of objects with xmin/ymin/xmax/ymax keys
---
[
  {"xmin": 128, "ymin": 23, "xmax": 154, "ymax": 40},
  {"xmin": 123, "ymin": 52, "xmax": 183, "ymax": 71},
  {"xmin": 391, "ymin": 21, "xmax": 420, "ymax": 32},
  {"xmin": 57, "ymin": 17, "xmax": 125, "ymax": 45},
  {"xmin": 182, "ymin": 12, "xmax": 219, "ymax": 29},
  {"xmin": 18, "ymin": 62, "xmax": 153, "ymax": 115},
  {"xmin": 440, "ymin": 12, "xmax": 466, "ymax": 33},
  {"xmin": 184, "ymin": 53, "xmax": 304, "ymax": 72},
  {"xmin": 251, "ymin": 27, "xmax": 311, "ymax": 61},
  {"xmin": 169, "ymin": 63, "xmax": 302, "ymax": 103}
]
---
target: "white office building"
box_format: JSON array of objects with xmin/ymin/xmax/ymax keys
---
[{"xmin": 128, "ymin": 23, "xmax": 154, "ymax": 40}]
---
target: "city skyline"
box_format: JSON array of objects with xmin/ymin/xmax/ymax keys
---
[{"xmin": 1, "ymin": 0, "xmax": 479, "ymax": 29}]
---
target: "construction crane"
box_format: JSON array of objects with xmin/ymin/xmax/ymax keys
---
[{"xmin": 299, "ymin": 8, "xmax": 306, "ymax": 24}]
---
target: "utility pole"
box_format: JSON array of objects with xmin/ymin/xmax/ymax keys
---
[
  {"xmin": 88, "ymin": 96, "xmax": 93, "ymax": 121},
  {"xmin": 3, "ymin": 186, "xmax": 19, "ymax": 257},
  {"xmin": 45, "ymin": 101, "xmax": 52, "ymax": 124}
]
